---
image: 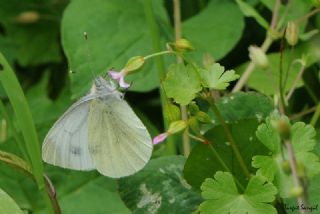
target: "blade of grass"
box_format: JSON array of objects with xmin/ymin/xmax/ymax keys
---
[{"xmin": 0, "ymin": 52, "xmax": 54, "ymax": 213}]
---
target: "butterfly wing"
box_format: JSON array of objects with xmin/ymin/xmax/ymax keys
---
[
  {"xmin": 88, "ymin": 96, "xmax": 153, "ymax": 178},
  {"xmin": 42, "ymin": 97, "xmax": 95, "ymax": 170}
]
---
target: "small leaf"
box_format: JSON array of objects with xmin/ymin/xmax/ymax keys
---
[
  {"xmin": 163, "ymin": 64, "xmax": 202, "ymax": 105},
  {"xmin": 200, "ymin": 171, "xmax": 277, "ymax": 214},
  {"xmin": 0, "ymin": 188, "xmax": 23, "ymax": 214},
  {"xmin": 252, "ymin": 114, "xmax": 320, "ymax": 197},
  {"xmin": 199, "ymin": 63, "xmax": 239, "ymax": 90},
  {"xmin": 236, "ymin": 0, "xmax": 269, "ymax": 29}
]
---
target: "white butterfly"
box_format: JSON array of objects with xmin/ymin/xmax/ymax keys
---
[{"xmin": 42, "ymin": 76, "xmax": 153, "ymax": 178}]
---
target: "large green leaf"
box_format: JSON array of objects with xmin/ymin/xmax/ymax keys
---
[
  {"xmin": 182, "ymin": 0, "xmax": 244, "ymax": 61},
  {"xmin": 184, "ymin": 119, "xmax": 268, "ymax": 190},
  {"xmin": 162, "ymin": 64, "xmax": 202, "ymax": 105},
  {"xmin": 0, "ymin": 187, "xmax": 23, "ymax": 214},
  {"xmin": 62, "ymin": 0, "xmax": 169, "ymax": 98},
  {"xmin": 119, "ymin": 156, "xmax": 202, "ymax": 214},
  {"xmin": 200, "ymin": 171, "xmax": 277, "ymax": 214},
  {"xmin": 209, "ymin": 92, "xmax": 274, "ymax": 126}
]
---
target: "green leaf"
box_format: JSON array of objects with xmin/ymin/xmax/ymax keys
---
[
  {"xmin": 119, "ymin": 156, "xmax": 202, "ymax": 214},
  {"xmin": 183, "ymin": 0, "xmax": 244, "ymax": 61},
  {"xmin": 0, "ymin": 187, "xmax": 23, "ymax": 214},
  {"xmin": 184, "ymin": 119, "xmax": 268, "ymax": 190},
  {"xmin": 252, "ymin": 115, "xmax": 320, "ymax": 197},
  {"xmin": 199, "ymin": 63, "xmax": 239, "ymax": 90},
  {"xmin": 235, "ymin": 0, "xmax": 269, "ymax": 29},
  {"xmin": 200, "ymin": 171, "xmax": 277, "ymax": 214},
  {"xmin": 209, "ymin": 92, "xmax": 274, "ymax": 126},
  {"xmin": 62, "ymin": 0, "xmax": 169, "ymax": 98},
  {"xmin": 163, "ymin": 64, "xmax": 202, "ymax": 105}
]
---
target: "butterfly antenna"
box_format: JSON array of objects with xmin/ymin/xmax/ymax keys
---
[
  {"xmin": 120, "ymin": 81, "xmax": 133, "ymax": 100},
  {"xmin": 83, "ymin": 32, "xmax": 97, "ymax": 80}
]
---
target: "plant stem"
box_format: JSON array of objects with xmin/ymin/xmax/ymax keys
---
[
  {"xmin": 232, "ymin": 0, "xmax": 281, "ymax": 92},
  {"xmin": 44, "ymin": 175, "xmax": 61, "ymax": 214},
  {"xmin": 286, "ymin": 62, "xmax": 306, "ymax": 102},
  {"xmin": 207, "ymin": 95, "xmax": 251, "ymax": 178},
  {"xmin": 143, "ymin": 0, "xmax": 176, "ymax": 154},
  {"xmin": 285, "ymin": 140, "xmax": 308, "ymax": 214},
  {"xmin": 173, "ymin": 0, "xmax": 190, "ymax": 157},
  {"xmin": 289, "ymin": 106, "xmax": 317, "ymax": 120},
  {"xmin": 232, "ymin": 36, "xmax": 273, "ymax": 92},
  {"xmin": 310, "ymin": 103, "xmax": 320, "ymax": 127},
  {"xmin": 144, "ymin": 50, "xmax": 173, "ymax": 60}
]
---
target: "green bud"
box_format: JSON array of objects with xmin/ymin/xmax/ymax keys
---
[
  {"xmin": 249, "ymin": 45, "xmax": 269, "ymax": 69},
  {"xmin": 16, "ymin": 11, "xmax": 40, "ymax": 24},
  {"xmin": 188, "ymin": 102, "xmax": 200, "ymax": 115},
  {"xmin": 123, "ymin": 56, "xmax": 145, "ymax": 73},
  {"xmin": 290, "ymin": 186, "xmax": 303, "ymax": 197},
  {"xmin": 286, "ymin": 22, "xmax": 299, "ymax": 46},
  {"xmin": 281, "ymin": 160, "xmax": 291, "ymax": 174},
  {"xmin": 196, "ymin": 111, "xmax": 211, "ymax": 123},
  {"xmin": 168, "ymin": 39, "xmax": 194, "ymax": 53},
  {"xmin": 270, "ymin": 113, "xmax": 291, "ymax": 140},
  {"xmin": 188, "ymin": 117, "xmax": 200, "ymax": 134},
  {"xmin": 168, "ymin": 120, "xmax": 187, "ymax": 134}
]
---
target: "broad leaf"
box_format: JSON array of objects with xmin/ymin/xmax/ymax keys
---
[
  {"xmin": 236, "ymin": 0, "xmax": 269, "ymax": 29},
  {"xmin": 62, "ymin": 0, "xmax": 170, "ymax": 98},
  {"xmin": 184, "ymin": 119, "xmax": 268, "ymax": 190},
  {"xmin": 0, "ymin": 187, "xmax": 23, "ymax": 214},
  {"xmin": 199, "ymin": 63, "xmax": 239, "ymax": 90},
  {"xmin": 163, "ymin": 64, "xmax": 201, "ymax": 105},
  {"xmin": 200, "ymin": 171, "xmax": 277, "ymax": 214},
  {"xmin": 119, "ymin": 156, "xmax": 202, "ymax": 214},
  {"xmin": 183, "ymin": 0, "xmax": 244, "ymax": 61}
]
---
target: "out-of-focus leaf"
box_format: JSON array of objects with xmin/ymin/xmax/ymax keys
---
[
  {"xmin": 236, "ymin": 0, "xmax": 269, "ymax": 29},
  {"xmin": 0, "ymin": 0, "xmax": 66, "ymax": 66},
  {"xmin": 119, "ymin": 156, "xmax": 202, "ymax": 214},
  {"xmin": 163, "ymin": 64, "xmax": 202, "ymax": 105},
  {"xmin": 182, "ymin": 0, "xmax": 244, "ymax": 62},
  {"xmin": 184, "ymin": 119, "xmax": 268, "ymax": 190},
  {"xmin": 62, "ymin": 0, "xmax": 170, "ymax": 98},
  {"xmin": 0, "ymin": 187, "xmax": 23, "ymax": 214},
  {"xmin": 200, "ymin": 171, "xmax": 277, "ymax": 214}
]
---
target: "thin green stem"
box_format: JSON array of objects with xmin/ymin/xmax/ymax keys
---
[
  {"xmin": 144, "ymin": 50, "xmax": 173, "ymax": 60},
  {"xmin": 310, "ymin": 103, "xmax": 320, "ymax": 127},
  {"xmin": 207, "ymin": 95, "xmax": 251, "ymax": 178},
  {"xmin": 143, "ymin": 0, "xmax": 175, "ymax": 154}
]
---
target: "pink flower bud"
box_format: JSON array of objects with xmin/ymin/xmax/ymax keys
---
[{"xmin": 152, "ymin": 133, "xmax": 168, "ymax": 145}]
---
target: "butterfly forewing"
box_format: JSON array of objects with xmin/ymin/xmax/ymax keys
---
[
  {"xmin": 42, "ymin": 99, "xmax": 95, "ymax": 170},
  {"xmin": 88, "ymin": 96, "xmax": 153, "ymax": 178}
]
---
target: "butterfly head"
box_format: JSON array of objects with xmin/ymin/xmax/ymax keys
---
[{"xmin": 91, "ymin": 76, "xmax": 117, "ymax": 95}]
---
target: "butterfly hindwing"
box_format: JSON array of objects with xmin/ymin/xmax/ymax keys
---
[
  {"xmin": 88, "ymin": 95, "xmax": 153, "ymax": 178},
  {"xmin": 42, "ymin": 98, "xmax": 95, "ymax": 170}
]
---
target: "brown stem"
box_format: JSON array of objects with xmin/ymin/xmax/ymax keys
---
[{"xmin": 44, "ymin": 174, "xmax": 61, "ymax": 214}]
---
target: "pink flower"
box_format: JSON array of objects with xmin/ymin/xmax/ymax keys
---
[
  {"xmin": 108, "ymin": 70, "xmax": 130, "ymax": 89},
  {"xmin": 152, "ymin": 132, "xmax": 168, "ymax": 145}
]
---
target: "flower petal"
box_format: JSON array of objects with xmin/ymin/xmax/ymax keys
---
[
  {"xmin": 153, "ymin": 133, "xmax": 168, "ymax": 145},
  {"xmin": 108, "ymin": 70, "xmax": 122, "ymax": 80},
  {"xmin": 119, "ymin": 76, "xmax": 131, "ymax": 89}
]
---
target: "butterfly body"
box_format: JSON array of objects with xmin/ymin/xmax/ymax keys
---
[{"xmin": 42, "ymin": 76, "xmax": 153, "ymax": 178}]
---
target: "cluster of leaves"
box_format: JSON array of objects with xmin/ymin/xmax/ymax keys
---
[{"xmin": 0, "ymin": 0, "xmax": 320, "ymax": 213}]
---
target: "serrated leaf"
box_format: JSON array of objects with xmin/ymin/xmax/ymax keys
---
[
  {"xmin": 200, "ymin": 63, "xmax": 239, "ymax": 90},
  {"xmin": 119, "ymin": 156, "xmax": 202, "ymax": 214},
  {"xmin": 163, "ymin": 64, "xmax": 202, "ymax": 105},
  {"xmin": 0, "ymin": 188, "xmax": 23, "ymax": 214},
  {"xmin": 253, "ymin": 115, "xmax": 320, "ymax": 197},
  {"xmin": 236, "ymin": 0, "xmax": 269, "ymax": 29},
  {"xmin": 200, "ymin": 171, "xmax": 277, "ymax": 214}
]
